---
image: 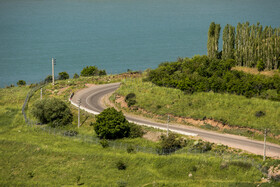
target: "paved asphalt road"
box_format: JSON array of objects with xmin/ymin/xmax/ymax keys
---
[{"xmin": 71, "ymin": 82, "xmax": 280, "ymax": 158}]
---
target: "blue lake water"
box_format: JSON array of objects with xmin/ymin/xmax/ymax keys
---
[{"xmin": 0, "ymin": 0, "xmax": 279, "ymax": 87}]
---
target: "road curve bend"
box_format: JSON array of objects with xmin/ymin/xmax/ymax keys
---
[{"xmin": 71, "ymin": 83, "xmax": 280, "ymax": 158}]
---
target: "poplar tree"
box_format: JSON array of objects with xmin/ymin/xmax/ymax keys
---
[{"xmin": 207, "ymin": 22, "xmax": 221, "ymax": 58}]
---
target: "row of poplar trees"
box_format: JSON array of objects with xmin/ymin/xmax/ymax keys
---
[{"xmin": 207, "ymin": 22, "xmax": 280, "ymax": 70}]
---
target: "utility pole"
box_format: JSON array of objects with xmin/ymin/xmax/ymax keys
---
[
  {"xmin": 78, "ymin": 98, "xmax": 81, "ymax": 128},
  {"xmin": 52, "ymin": 58, "xmax": 56, "ymax": 85},
  {"xmin": 263, "ymin": 128, "xmax": 267, "ymax": 161},
  {"xmin": 167, "ymin": 115, "xmax": 170, "ymax": 137},
  {"xmin": 40, "ymin": 88, "xmax": 42, "ymax": 100}
]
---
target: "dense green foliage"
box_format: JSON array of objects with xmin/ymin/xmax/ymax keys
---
[
  {"xmin": 146, "ymin": 56, "xmax": 280, "ymax": 100},
  {"xmin": 31, "ymin": 98, "xmax": 73, "ymax": 127},
  {"xmin": 44, "ymin": 75, "xmax": 53, "ymax": 83},
  {"xmin": 125, "ymin": 93, "xmax": 137, "ymax": 107},
  {"xmin": 93, "ymin": 108, "xmax": 131, "ymax": 139},
  {"xmin": 157, "ymin": 133, "xmax": 186, "ymax": 154},
  {"xmin": 211, "ymin": 22, "xmax": 280, "ymax": 70},
  {"xmin": 17, "ymin": 80, "xmax": 26, "ymax": 86},
  {"xmin": 58, "ymin": 71, "xmax": 69, "ymax": 80},
  {"xmin": 80, "ymin": 66, "xmax": 107, "ymax": 76},
  {"xmin": 93, "ymin": 108, "xmax": 144, "ymax": 139},
  {"xmin": 73, "ymin": 73, "xmax": 79, "ymax": 79}
]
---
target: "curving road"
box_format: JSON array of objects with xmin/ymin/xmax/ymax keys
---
[{"xmin": 71, "ymin": 82, "xmax": 280, "ymax": 158}]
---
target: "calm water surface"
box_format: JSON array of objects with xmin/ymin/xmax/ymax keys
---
[{"xmin": 0, "ymin": 0, "xmax": 279, "ymax": 87}]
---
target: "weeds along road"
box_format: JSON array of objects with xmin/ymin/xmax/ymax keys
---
[{"xmin": 71, "ymin": 82, "xmax": 280, "ymax": 158}]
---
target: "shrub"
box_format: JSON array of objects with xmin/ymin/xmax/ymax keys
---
[
  {"xmin": 192, "ymin": 140, "xmax": 213, "ymax": 152},
  {"xmin": 128, "ymin": 123, "xmax": 144, "ymax": 138},
  {"xmin": 93, "ymin": 108, "xmax": 130, "ymax": 139},
  {"xmin": 44, "ymin": 75, "xmax": 53, "ymax": 83},
  {"xmin": 157, "ymin": 133, "xmax": 186, "ymax": 154},
  {"xmin": 125, "ymin": 93, "xmax": 136, "ymax": 107},
  {"xmin": 126, "ymin": 145, "xmax": 135, "ymax": 153},
  {"xmin": 100, "ymin": 139, "xmax": 109, "ymax": 148},
  {"xmin": 80, "ymin": 66, "xmax": 107, "ymax": 76},
  {"xmin": 31, "ymin": 98, "xmax": 73, "ymax": 127},
  {"xmin": 17, "ymin": 80, "xmax": 26, "ymax": 86},
  {"xmin": 125, "ymin": 93, "xmax": 136, "ymax": 101},
  {"xmin": 58, "ymin": 71, "xmax": 69, "ymax": 80},
  {"xmin": 99, "ymin": 69, "xmax": 107, "ymax": 76},
  {"xmin": 63, "ymin": 130, "xmax": 78, "ymax": 137},
  {"xmin": 127, "ymin": 99, "xmax": 136, "ymax": 107},
  {"xmin": 257, "ymin": 60, "xmax": 265, "ymax": 72},
  {"xmin": 255, "ymin": 111, "xmax": 265, "ymax": 118},
  {"xmin": 116, "ymin": 160, "xmax": 126, "ymax": 170},
  {"xmin": 73, "ymin": 73, "xmax": 79, "ymax": 79}
]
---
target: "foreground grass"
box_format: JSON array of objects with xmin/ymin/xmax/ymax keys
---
[
  {"xmin": 115, "ymin": 78, "xmax": 280, "ymax": 144},
  {"xmin": 1, "ymin": 80, "xmax": 275, "ymax": 186}
]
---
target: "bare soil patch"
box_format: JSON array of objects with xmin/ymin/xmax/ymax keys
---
[{"xmin": 143, "ymin": 131, "xmax": 162, "ymax": 142}]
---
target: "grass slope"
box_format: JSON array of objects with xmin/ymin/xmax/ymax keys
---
[
  {"xmin": 0, "ymin": 78, "xmax": 276, "ymax": 186},
  {"xmin": 115, "ymin": 78, "xmax": 280, "ymax": 144}
]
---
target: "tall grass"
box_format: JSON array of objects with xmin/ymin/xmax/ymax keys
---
[{"xmin": 116, "ymin": 78, "xmax": 280, "ymax": 132}]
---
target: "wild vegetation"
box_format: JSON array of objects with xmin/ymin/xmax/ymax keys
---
[
  {"xmin": 2, "ymin": 75, "xmax": 279, "ymax": 185},
  {"xmin": 146, "ymin": 55, "xmax": 280, "ymax": 101},
  {"xmin": 115, "ymin": 78, "xmax": 280, "ymax": 143},
  {"xmin": 31, "ymin": 97, "xmax": 73, "ymax": 127}
]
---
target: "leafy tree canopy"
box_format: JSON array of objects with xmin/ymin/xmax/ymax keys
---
[
  {"xmin": 17, "ymin": 80, "xmax": 26, "ymax": 86},
  {"xmin": 31, "ymin": 97, "xmax": 73, "ymax": 127},
  {"xmin": 80, "ymin": 66, "xmax": 107, "ymax": 76},
  {"xmin": 93, "ymin": 107, "xmax": 143, "ymax": 139},
  {"xmin": 58, "ymin": 71, "xmax": 69, "ymax": 80}
]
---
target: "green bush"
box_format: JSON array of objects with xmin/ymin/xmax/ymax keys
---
[
  {"xmin": 93, "ymin": 108, "xmax": 130, "ymax": 139},
  {"xmin": 128, "ymin": 123, "xmax": 144, "ymax": 138},
  {"xmin": 116, "ymin": 160, "xmax": 126, "ymax": 170},
  {"xmin": 44, "ymin": 75, "xmax": 53, "ymax": 83},
  {"xmin": 80, "ymin": 66, "xmax": 107, "ymax": 76},
  {"xmin": 99, "ymin": 139, "xmax": 109, "ymax": 148},
  {"xmin": 257, "ymin": 60, "xmax": 265, "ymax": 72},
  {"xmin": 17, "ymin": 80, "xmax": 26, "ymax": 86},
  {"xmin": 255, "ymin": 111, "xmax": 265, "ymax": 118},
  {"xmin": 192, "ymin": 140, "xmax": 213, "ymax": 153},
  {"xmin": 125, "ymin": 93, "xmax": 136, "ymax": 101},
  {"xmin": 126, "ymin": 145, "xmax": 135, "ymax": 153},
  {"xmin": 31, "ymin": 98, "xmax": 73, "ymax": 127},
  {"xmin": 157, "ymin": 133, "xmax": 186, "ymax": 154},
  {"xmin": 58, "ymin": 72, "xmax": 69, "ymax": 80},
  {"xmin": 73, "ymin": 73, "xmax": 79, "ymax": 79},
  {"xmin": 125, "ymin": 93, "xmax": 136, "ymax": 107}
]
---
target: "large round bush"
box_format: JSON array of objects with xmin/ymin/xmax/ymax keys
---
[
  {"xmin": 31, "ymin": 98, "xmax": 73, "ymax": 127},
  {"xmin": 93, "ymin": 108, "xmax": 130, "ymax": 139}
]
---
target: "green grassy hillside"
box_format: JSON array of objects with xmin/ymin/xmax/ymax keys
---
[
  {"xmin": 115, "ymin": 78, "xmax": 280, "ymax": 144},
  {"xmin": 0, "ymin": 77, "xmax": 278, "ymax": 186}
]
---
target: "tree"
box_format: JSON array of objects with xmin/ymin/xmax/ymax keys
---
[
  {"xmin": 80, "ymin": 66, "xmax": 98, "ymax": 76},
  {"xmin": 58, "ymin": 71, "xmax": 69, "ymax": 80},
  {"xmin": 31, "ymin": 98, "xmax": 73, "ymax": 127},
  {"xmin": 80, "ymin": 66, "xmax": 107, "ymax": 76},
  {"xmin": 93, "ymin": 108, "xmax": 130, "ymax": 139},
  {"xmin": 207, "ymin": 22, "xmax": 221, "ymax": 58},
  {"xmin": 17, "ymin": 80, "xmax": 26, "ymax": 86}
]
